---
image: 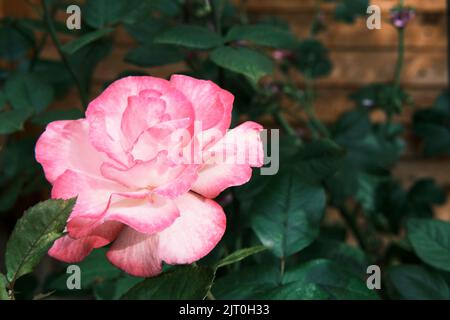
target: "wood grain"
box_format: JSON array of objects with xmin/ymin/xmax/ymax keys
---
[
  {"xmin": 243, "ymin": 0, "xmax": 447, "ymax": 13},
  {"xmin": 39, "ymin": 43, "xmax": 447, "ymax": 88},
  {"xmin": 2, "ymin": 0, "xmax": 449, "ymax": 209}
]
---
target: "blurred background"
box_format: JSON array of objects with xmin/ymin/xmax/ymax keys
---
[
  {"xmin": 0, "ymin": 0, "xmax": 448, "ymax": 299},
  {"xmin": 1, "ymin": 0, "xmax": 447, "ymax": 208}
]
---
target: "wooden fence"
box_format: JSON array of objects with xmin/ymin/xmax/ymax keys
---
[{"xmin": 1, "ymin": 0, "xmax": 449, "ymax": 219}]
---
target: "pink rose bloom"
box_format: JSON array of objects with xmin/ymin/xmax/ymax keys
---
[{"xmin": 36, "ymin": 75, "xmax": 264, "ymax": 277}]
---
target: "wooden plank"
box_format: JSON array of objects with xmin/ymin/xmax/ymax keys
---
[
  {"xmin": 108, "ymin": 12, "xmax": 447, "ymax": 50},
  {"xmin": 13, "ymin": 0, "xmax": 446, "ymax": 70},
  {"xmin": 29, "ymin": 0, "xmax": 447, "ymax": 51},
  {"xmin": 393, "ymin": 159, "xmax": 450, "ymax": 188},
  {"xmin": 436, "ymin": 195, "xmax": 450, "ymax": 221},
  {"xmin": 271, "ymin": 12, "xmax": 447, "ymax": 50},
  {"xmin": 1, "ymin": 0, "xmax": 30, "ymax": 18},
  {"xmin": 243, "ymin": 0, "xmax": 447, "ymax": 13},
  {"xmin": 41, "ymin": 44, "xmax": 447, "ymax": 88},
  {"xmin": 295, "ymin": 50, "xmax": 448, "ymax": 88}
]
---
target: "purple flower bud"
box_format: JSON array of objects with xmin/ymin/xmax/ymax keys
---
[
  {"xmin": 390, "ymin": 7, "xmax": 416, "ymax": 29},
  {"xmin": 271, "ymin": 50, "xmax": 294, "ymax": 62},
  {"xmin": 362, "ymin": 98, "xmax": 374, "ymax": 108},
  {"xmin": 217, "ymin": 192, "xmax": 233, "ymax": 207},
  {"xmin": 260, "ymin": 78, "xmax": 282, "ymax": 95}
]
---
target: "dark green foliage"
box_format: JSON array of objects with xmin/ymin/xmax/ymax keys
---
[
  {"xmin": 413, "ymin": 92, "xmax": 450, "ymax": 156},
  {"xmin": 0, "ymin": 0, "xmax": 448, "ymax": 301},
  {"xmin": 292, "ymin": 39, "xmax": 332, "ymax": 78}
]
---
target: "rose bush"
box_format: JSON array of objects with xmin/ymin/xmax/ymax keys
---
[
  {"xmin": 35, "ymin": 75, "xmax": 263, "ymax": 277},
  {"xmin": 1, "ymin": 0, "xmax": 449, "ymax": 301}
]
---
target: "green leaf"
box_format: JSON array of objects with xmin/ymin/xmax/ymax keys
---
[
  {"xmin": 282, "ymin": 259, "xmax": 379, "ymax": 300},
  {"xmin": 388, "ymin": 265, "xmax": 450, "ymax": 300},
  {"xmin": 5, "ymin": 198, "xmax": 76, "ymax": 283},
  {"xmin": 335, "ymin": 0, "xmax": 369, "ymax": 23},
  {"xmin": 258, "ymin": 281, "xmax": 329, "ymax": 300},
  {"xmin": 0, "ymin": 90, "xmax": 6, "ymax": 108},
  {"xmin": 413, "ymin": 92, "xmax": 450, "ymax": 156},
  {"xmin": 407, "ymin": 218, "xmax": 450, "ymax": 272},
  {"xmin": 293, "ymin": 39, "xmax": 332, "ymax": 78},
  {"xmin": 0, "ymin": 138, "xmax": 42, "ymax": 212},
  {"xmin": 406, "ymin": 178, "xmax": 447, "ymax": 218},
  {"xmin": 47, "ymin": 248, "xmax": 122, "ymax": 291},
  {"xmin": 0, "ymin": 109, "xmax": 32, "ymax": 134},
  {"xmin": 251, "ymin": 171, "xmax": 326, "ymax": 258},
  {"xmin": 210, "ymin": 46, "xmax": 273, "ymax": 82},
  {"xmin": 225, "ymin": 24, "xmax": 297, "ymax": 49},
  {"xmin": 212, "ymin": 265, "xmax": 280, "ymax": 299},
  {"xmin": 299, "ymin": 238, "xmax": 369, "ymax": 276},
  {"xmin": 31, "ymin": 108, "xmax": 84, "ymax": 126},
  {"xmin": 327, "ymin": 110, "xmax": 405, "ymax": 207},
  {"xmin": 124, "ymin": 18, "xmax": 166, "ymax": 44},
  {"xmin": 291, "ymin": 139, "xmax": 344, "ymax": 184},
  {"xmin": 372, "ymin": 179, "xmax": 407, "ymax": 231},
  {"xmin": 68, "ymin": 39, "xmax": 113, "ymax": 94},
  {"xmin": 0, "ymin": 273, "xmax": 10, "ymax": 300},
  {"xmin": 83, "ymin": 0, "xmax": 145, "ymax": 28},
  {"xmin": 94, "ymin": 275, "xmax": 141, "ymax": 300},
  {"xmin": 31, "ymin": 60, "xmax": 72, "ymax": 95},
  {"xmin": 0, "ymin": 22, "xmax": 34, "ymax": 60},
  {"xmin": 414, "ymin": 122, "xmax": 450, "ymax": 156},
  {"xmin": 73, "ymin": 248, "xmax": 121, "ymax": 288},
  {"xmin": 155, "ymin": 25, "xmax": 223, "ymax": 49},
  {"xmin": 148, "ymin": 0, "xmax": 181, "ymax": 17},
  {"xmin": 4, "ymin": 73, "xmax": 54, "ymax": 113},
  {"xmin": 125, "ymin": 44, "xmax": 184, "ymax": 67},
  {"xmin": 434, "ymin": 91, "xmax": 450, "ymax": 115},
  {"xmin": 62, "ymin": 28, "xmax": 113, "ymax": 55},
  {"xmin": 33, "ymin": 290, "xmax": 56, "ymax": 300},
  {"xmin": 0, "ymin": 137, "xmax": 41, "ymax": 183},
  {"xmin": 0, "ymin": 177, "xmax": 26, "ymax": 213},
  {"xmin": 214, "ymin": 259, "xmax": 378, "ymax": 300},
  {"xmin": 408, "ymin": 178, "xmax": 445, "ymax": 204},
  {"xmin": 215, "ymin": 246, "xmax": 266, "ymax": 269},
  {"xmin": 121, "ymin": 265, "xmax": 215, "ymax": 300}
]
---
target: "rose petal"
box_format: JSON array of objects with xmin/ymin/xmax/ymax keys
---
[
  {"xmin": 35, "ymin": 119, "xmax": 106, "ymax": 183},
  {"xmin": 66, "ymin": 189, "xmax": 150, "ymax": 238},
  {"xmin": 49, "ymin": 221, "xmax": 122, "ymax": 263},
  {"xmin": 158, "ymin": 192, "xmax": 226, "ymax": 264},
  {"xmin": 86, "ymin": 76, "xmax": 171, "ymax": 166},
  {"xmin": 153, "ymin": 164, "xmax": 199, "ymax": 199},
  {"xmin": 130, "ymin": 117, "xmax": 192, "ymax": 163},
  {"xmin": 120, "ymin": 95, "xmax": 166, "ymax": 149},
  {"xmin": 100, "ymin": 151, "xmax": 184, "ymax": 190},
  {"xmin": 106, "ymin": 227, "xmax": 162, "ymax": 277},
  {"xmin": 52, "ymin": 169, "xmax": 128, "ymax": 219},
  {"xmin": 191, "ymin": 121, "xmax": 264, "ymax": 198},
  {"xmin": 104, "ymin": 195, "xmax": 180, "ymax": 234},
  {"xmin": 191, "ymin": 165, "xmax": 253, "ymax": 199},
  {"xmin": 170, "ymin": 74, "xmax": 233, "ymax": 133}
]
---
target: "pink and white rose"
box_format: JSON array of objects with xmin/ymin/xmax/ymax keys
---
[{"xmin": 35, "ymin": 75, "xmax": 263, "ymax": 277}]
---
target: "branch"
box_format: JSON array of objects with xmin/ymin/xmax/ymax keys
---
[{"xmin": 42, "ymin": 0, "xmax": 88, "ymax": 110}]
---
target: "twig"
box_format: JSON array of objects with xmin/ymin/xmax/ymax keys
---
[
  {"xmin": 304, "ymin": 75, "xmax": 329, "ymax": 138},
  {"xmin": 338, "ymin": 205, "xmax": 369, "ymax": 252},
  {"xmin": 42, "ymin": 0, "xmax": 88, "ymax": 110},
  {"xmin": 273, "ymin": 111, "xmax": 297, "ymax": 136},
  {"xmin": 393, "ymin": 28, "xmax": 404, "ymax": 90}
]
